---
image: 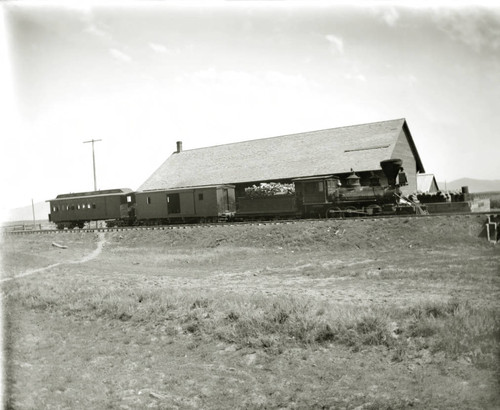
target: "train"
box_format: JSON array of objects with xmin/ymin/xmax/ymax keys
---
[{"xmin": 47, "ymin": 159, "xmax": 424, "ymax": 229}]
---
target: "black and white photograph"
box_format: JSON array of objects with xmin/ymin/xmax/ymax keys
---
[{"xmin": 1, "ymin": 1, "xmax": 499, "ymax": 409}]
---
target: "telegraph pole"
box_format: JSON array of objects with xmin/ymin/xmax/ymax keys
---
[
  {"xmin": 83, "ymin": 139, "xmax": 102, "ymax": 191},
  {"xmin": 32, "ymin": 198, "xmax": 36, "ymax": 230}
]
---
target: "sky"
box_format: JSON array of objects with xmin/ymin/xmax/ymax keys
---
[{"xmin": 1, "ymin": 0, "xmax": 500, "ymax": 217}]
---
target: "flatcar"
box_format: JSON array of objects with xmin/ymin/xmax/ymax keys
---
[
  {"xmin": 47, "ymin": 188, "xmax": 135, "ymax": 229},
  {"xmin": 134, "ymin": 185, "xmax": 236, "ymax": 224}
]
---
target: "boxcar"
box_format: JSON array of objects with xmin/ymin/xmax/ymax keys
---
[
  {"xmin": 47, "ymin": 188, "xmax": 135, "ymax": 229},
  {"xmin": 135, "ymin": 185, "xmax": 236, "ymax": 224}
]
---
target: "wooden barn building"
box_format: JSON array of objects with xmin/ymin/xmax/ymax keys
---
[
  {"xmin": 138, "ymin": 118, "xmax": 425, "ymax": 197},
  {"xmin": 417, "ymin": 174, "xmax": 440, "ymax": 193}
]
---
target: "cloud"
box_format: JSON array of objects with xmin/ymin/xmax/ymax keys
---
[
  {"xmin": 176, "ymin": 68, "xmax": 311, "ymax": 92},
  {"xmin": 149, "ymin": 42, "xmax": 169, "ymax": 54},
  {"xmin": 84, "ymin": 23, "xmax": 112, "ymax": 41},
  {"xmin": 370, "ymin": 6, "xmax": 400, "ymax": 27},
  {"xmin": 264, "ymin": 71, "xmax": 309, "ymax": 88},
  {"xmin": 325, "ymin": 34, "xmax": 344, "ymax": 54},
  {"xmin": 432, "ymin": 7, "xmax": 500, "ymax": 53},
  {"xmin": 345, "ymin": 73, "xmax": 366, "ymax": 82},
  {"xmin": 109, "ymin": 48, "xmax": 132, "ymax": 63},
  {"xmin": 382, "ymin": 7, "xmax": 400, "ymax": 26}
]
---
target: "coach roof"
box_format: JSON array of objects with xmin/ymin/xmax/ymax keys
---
[
  {"xmin": 138, "ymin": 118, "xmax": 424, "ymax": 191},
  {"xmin": 48, "ymin": 188, "xmax": 133, "ymax": 201}
]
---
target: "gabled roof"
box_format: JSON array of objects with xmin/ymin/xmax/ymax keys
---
[
  {"xmin": 138, "ymin": 118, "xmax": 424, "ymax": 191},
  {"xmin": 417, "ymin": 174, "xmax": 439, "ymax": 193}
]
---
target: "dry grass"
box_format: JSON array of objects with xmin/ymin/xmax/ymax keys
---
[{"xmin": 2, "ymin": 215, "xmax": 499, "ymax": 409}]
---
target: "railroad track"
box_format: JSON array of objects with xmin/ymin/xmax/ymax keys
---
[{"xmin": 3, "ymin": 211, "xmax": 499, "ymax": 235}]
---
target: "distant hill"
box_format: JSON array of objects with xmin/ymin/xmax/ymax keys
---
[
  {"xmin": 437, "ymin": 178, "xmax": 500, "ymax": 193},
  {"xmin": 2, "ymin": 201, "xmax": 50, "ymax": 223}
]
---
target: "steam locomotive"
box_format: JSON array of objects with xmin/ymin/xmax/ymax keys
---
[{"xmin": 48, "ymin": 159, "xmax": 423, "ymax": 229}]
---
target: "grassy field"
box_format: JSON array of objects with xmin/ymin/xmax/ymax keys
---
[{"xmin": 1, "ymin": 215, "xmax": 499, "ymax": 409}]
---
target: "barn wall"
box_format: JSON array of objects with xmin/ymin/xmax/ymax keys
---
[{"xmin": 392, "ymin": 129, "xmax": 418, "ymax": 195}]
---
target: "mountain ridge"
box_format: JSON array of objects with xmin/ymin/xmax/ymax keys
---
[{"xmin": 436, "ymin": 178, "xmax": 500, "ymax": 193}]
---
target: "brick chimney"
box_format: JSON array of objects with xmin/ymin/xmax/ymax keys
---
[{"xmin": 176, "ymin": 141, "xmax": 182, "ymax": 153}]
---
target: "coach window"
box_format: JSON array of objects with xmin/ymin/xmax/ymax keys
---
[
  {"xmin": 198, "ymin": 193, "xmax": 204, "ymax": 201},
  {"xmin": 127, "ymin": 195, "xmax": 132, "ymax": 203},
  {"xmin": 92, "ymin": 203, "xmax": 96, "ymax": 209},
  {"xmin": 147, "ymin": 196, "xmax": 152, "ymax": 205},
  {"xmin": 77, "ymin": 204, "xmax": 81, "ymax": 210},
  {"xmin": 318, "ymin": 182, "xmax": 324, "ymax": 192}
]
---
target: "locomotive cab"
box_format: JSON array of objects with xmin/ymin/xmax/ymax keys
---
[{"xmin": 293, "ymin": 176, "xmax": 340, "ymax": 217}]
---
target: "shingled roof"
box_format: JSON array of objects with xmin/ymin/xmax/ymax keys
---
[{"xmin": 138, "ymin": 118, "xmax": 424, "ymax": 191}]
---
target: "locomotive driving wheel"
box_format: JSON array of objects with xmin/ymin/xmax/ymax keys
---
[
  {"xmin": 366, "ymin": 204, "xmax": 382, "ymax": 215},
  {"xmin": 326, "ymin": 207, "xmax": 343, "ymax": 219},
  {"xmin": 344, "ymin": 206, "xmax": 358, "ymax": 217}
]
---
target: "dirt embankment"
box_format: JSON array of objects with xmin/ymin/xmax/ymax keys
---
[{"xmin": 99, "ymin": 214, "xmax": 490, "ymax": 250}]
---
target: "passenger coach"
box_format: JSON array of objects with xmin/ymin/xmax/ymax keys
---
[{"xmin": 47, "ymin": 189, "xmax": 135, "ymax": 229}]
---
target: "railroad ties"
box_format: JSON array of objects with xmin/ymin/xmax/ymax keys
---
[
  {"xmin": 3, "ymin": 213, "xmax": 499, "ymax": 244},
  {"xmin": 2, "ymin": 220, "xmax": 298, "ymax": 235}
]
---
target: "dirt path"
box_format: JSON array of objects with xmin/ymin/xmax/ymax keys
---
[{"xmin": 0, "ymin": 233, "xmax": 106, "ymax": 283}]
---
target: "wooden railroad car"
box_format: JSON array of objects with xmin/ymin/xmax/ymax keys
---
[
  {"xmin": 135, "ymin": 185, "xmax": 236, "ymax": 224},
  {"xmin": 47, "ymin": 189, "xmax": 135, "ymax": 229}
]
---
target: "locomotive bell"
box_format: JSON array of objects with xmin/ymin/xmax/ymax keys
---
[{"xmin": 380, "ymin": 159, "xmax": 403, "ymax": 187}]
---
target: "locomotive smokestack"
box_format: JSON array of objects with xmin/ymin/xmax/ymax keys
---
[
  {"xmin": 176, "ymin": 141, "xmax": 183, "ymax": 153},
  {"xmin": 380, "ymin": 159, "xmax": 403, "ymax": 187}
]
